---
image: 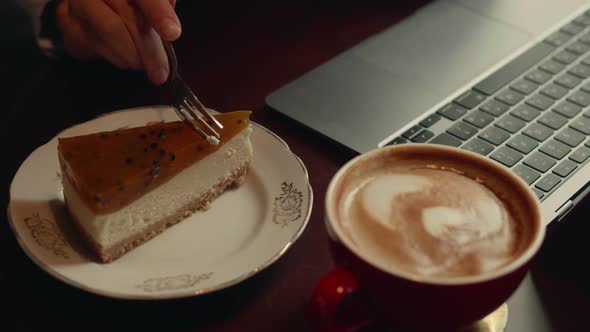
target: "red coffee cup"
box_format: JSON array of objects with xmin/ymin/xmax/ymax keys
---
[{"xmin": 308, "ymin": 144, "xmax": 544, "ymax": 331}]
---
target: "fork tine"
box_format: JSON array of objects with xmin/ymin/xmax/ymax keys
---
[
  {"xmin": 181, "ymin": 99, "xmax": 220, "ymax": 139},
  {"xmin": 180, "ymin": 78, "xmax": 224, "ymax": 130},
  {"xmin": 173, "ymin": 104, "xmax": 212, "ymax": 142},
  {"xmin": 182, "ymin": 98, "xmax": 220, "ymax": 138}
]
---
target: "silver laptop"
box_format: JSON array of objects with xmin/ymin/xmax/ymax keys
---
[{"xmin": 267, "ymin": 0, "xmax": 590, "ymax": 330}]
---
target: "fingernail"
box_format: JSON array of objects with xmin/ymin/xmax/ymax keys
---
[
  {"xmin": 152, "ymin": 68, "xmax": 168, "ymax": 85},
  {"xmin": 160, "ymin": 19, "xmax": 181, "ymax": 40}
]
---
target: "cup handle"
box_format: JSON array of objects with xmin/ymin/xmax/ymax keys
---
[{"xmin": 307, "ymin": 268, "xmax": 376, "ymax": 332}]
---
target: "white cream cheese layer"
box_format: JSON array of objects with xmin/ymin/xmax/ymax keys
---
[{"xmin": 63, "ymin": 127, "xmax": 253, "ymax": 249}]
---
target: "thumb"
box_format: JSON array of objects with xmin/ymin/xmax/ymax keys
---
[{"xmin": 135, "ymin": 0, "xmax": 181, "ymax": 41}]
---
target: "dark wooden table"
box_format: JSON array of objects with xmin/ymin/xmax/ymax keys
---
[{"xmin": 3, "ymin": 1, "xmax": 590, "ymax": 331}]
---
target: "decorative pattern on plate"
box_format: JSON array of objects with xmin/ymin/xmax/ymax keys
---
[
  {"xmin": 137, "ymin": 272, "xmax": 214, "ymax": 292},
  {"xmin": 8, "ymin": 107, "xmax": 312, "ymax": 299},
  {"xmin": 272, "ymin": 182, "xmax": 303, "ymax": 227},
  {"xmin": 24, "ymin": 213, "xmax": 70, "ymax": 259}
]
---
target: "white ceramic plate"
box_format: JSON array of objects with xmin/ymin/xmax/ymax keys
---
[{"xmin": 7, "ymin": 106, "xmax": 312, "ymax": 300}]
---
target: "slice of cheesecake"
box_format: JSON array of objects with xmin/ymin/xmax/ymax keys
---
[{"xmin": 58, "ymin": 111, "xmax": 253, "ymax": 262}]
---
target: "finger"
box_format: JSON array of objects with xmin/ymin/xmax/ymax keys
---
[
  {"xmin": 106, "ymin": 0, "xmax": 169, "ymax": 85},
  {"xmin": 139, "ymin": 28, "xmax": 169, "ymax": 85},
  {"xmin": 68, "ymin": 20, "xmax": 129, "ymax": 69},
  {"xmin": 69, "ymin": 0, "xmax": 141, "ymax": 69},
  {"xmin": 56, "ymin": 1, "xmax": 97, "ymax": 59},
  {"xmin": 65, "ymin": 22, "xmax": 128, "ymax": 69},
  {"xmin": 135, "ymin": 0, "xmax": 181, "ymax": 41}
]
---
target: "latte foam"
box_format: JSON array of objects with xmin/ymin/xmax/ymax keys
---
[{"xmin": 335, "ymin": 151, "xmax": 533, "ymax": 279}]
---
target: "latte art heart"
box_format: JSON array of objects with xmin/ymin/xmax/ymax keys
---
[
  {"xmin": 360, "ymin": 174, "xmax": 430, "ymax": 231},
  {"xmin": 342, "ymin": 168, "xmax": 523, "ymax": 278}
]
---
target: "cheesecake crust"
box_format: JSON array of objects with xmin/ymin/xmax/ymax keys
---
[{"xmin": 66, "ymin": 161, "xmax": 250, "ymax": 263}]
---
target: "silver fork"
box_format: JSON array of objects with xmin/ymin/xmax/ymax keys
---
[{"xmin": 162, "ymin": 41, "xmax": 223, "ymax": 145}]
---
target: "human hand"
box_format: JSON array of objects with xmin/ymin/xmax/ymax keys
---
[{"xmin": 56, "ymin": 0, "xmax": 181, "ymax": 85}]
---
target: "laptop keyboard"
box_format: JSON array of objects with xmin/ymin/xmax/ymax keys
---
[{"xmin": 386, "ymin": 10, "xmax": 590, "ymax": 201}]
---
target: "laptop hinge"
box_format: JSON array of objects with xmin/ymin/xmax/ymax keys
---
[
  {"xmin": 571, "ymin": 180, "xmax": 590, "ymax": 205},
  {"xmin": 554, "ymin": 179, "xmax": 590, "ymax": 222},
  {"xmin": 555, "ymin": 200, "xmax": 574, "ymax": 222}
]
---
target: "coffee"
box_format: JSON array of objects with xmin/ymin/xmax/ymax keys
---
[{"xmin": 333, "ymin": 146, "xmax": 536, "ymax": 279}]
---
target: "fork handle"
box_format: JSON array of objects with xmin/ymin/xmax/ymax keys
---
[{"xmin": 162, "ymin": 40, "xmax": 178, "ymax": 82}]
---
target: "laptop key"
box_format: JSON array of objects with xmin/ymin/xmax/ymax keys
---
[
  {"xmin": 490, "ymin": 146, "xmax": 523, "ymax": 167},
  {"xmin": 437, "ymin": 103, "xmax": 467, "ymax": 121},
  {"xmin": 510, "ymin": 104, "xmax": 540, "ymax": 122},
  {"xmin": 511, "ymin": 79, "xmax": 538, "ymax": 95},
  {"xmin": 567, "ymin": 90, "xmax": 590, "ymax": 107},
  {"xmin": 536, "ymin": 174, "xmax": 561, "ymax": 192},
  {"xmin": 580, "ymin": 31, "xmax": 590, "ymax": 44},
  {"xmin": 553, "ymin": 101, "xmax": 582, "ymax": 118},
  {"xmin": 419, "ymin": 114, "xmax": 441, "ymax": 128},
  {"xmin": 555, "ymin": 128, "xmax": 585, "ymax": 147},
  {"xmin": 507, "ymin": 135, "xmax": 539, "ymax": 154},
  {"xmin": 526, "ymin": 70, "xmax": 552, "ymax": 84},
  {"xmin": 478, "ymin": 127, "xmax": 510, "ymax": 145},
  {"xmin": 524, "ymin": 152, "xmax": 556, "ymax": 172},
  {"xmin": 429, "ymin": 133, "xmax": 462, "ymax": 147},
  {"xmin": 412, "ymin": 130, "xmax": 435, "ymax": 143},
  {"xmin": 566, "ymin": 42, "xmax": 590, "ymax": 55},
  {"xmin": 561, "ymin": 22, "xmax": 585, "ymax": 36},
  {"xmin": 386, "ymin": 137, "xmax": 407, "ymax": 145},
  {"xmin": 513, "ymin": 164, "xmax": 541, "ymax": 185},
  {"xmin": 526, "ymin": 94, "xmax": 554, "ymax": 110},
  {"xmin": 555, "ymin": 73, "xmax": 582, "ymax": 89},
  {"xmin": 540, "ymin": 140, "xmax": 571, "ymax": 160},
  {"xmin": 532, "ymin": 188, "xmax": 545, "ymax": 200},
  {"xmin": 496, "ymin": 115, "xmax": 526, "ymax": 133},
  {"xmin": 401, "ymin": 125, "xmax": 423, "ymax": 139},
  {"xmin": 474, "ymin": 42, "xmax": 555, "ymax": 95},
  {"xmin": 538, "ymin": 112, "xmax": 568, "ymax": 130},
  {"xmin": 574, "ymin": 15, "xmax": 590, "ymax": 27},
  {"xmin": 539, "ymin": 60, "xmax": 565, "ymax": 74},
  {"xmin": 569, "ymin": 146, "xmax": 590, "ymax": 163},
  {"xmin": 454, "ymin": 90, "xmax": 486, "ymax": 109},
  {"xmin": 523, "ymin": 123, "xmax": 554, "ymax": 142},
  {"xmin": 541, "ymin": 83, "xmax": 568, "ymax": 100},
  {"xmin": 553, "ymin": 160, "xmax": 578, "ymax": 177},
  {"xmin": 553, "ymin": 50, "xmax": 578, "ymax": 64},
  {"xmin": 447, "ymin": 122, "xmax": 478, "ymax": 140},
  {"xmin": 480, "ymin": 100, "xmax": 510, "ymax": 117},
  {"xmin": 570, "ymin": 117, "xmax": 590, "ymax": 135},
  {"xmin": 581, "ymin": 80, "xmax": 590, "ymax": 93},
  {"xmin": 463, "ymin": 111, "xmax": 494, "ymax": 128},
  {"xmin": 496, "ymin": 89, "xmax": 524, "ymax": 106},
  {"xmin": 544, "ymin": 31, "xmax": 572, "ymax": 47},
  {"xmin": 569, "ymin": 64, "xmax": 590, "ymax": 79},
  {"xmin": 462, "ymin": 138, "xmax": 494, "ymax": 156}
]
